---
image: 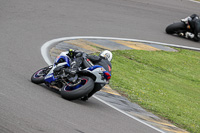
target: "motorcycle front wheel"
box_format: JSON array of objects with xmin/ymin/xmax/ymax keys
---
[
  {"xmin": 166, "ymin": 22, "xmax": 186, "ymax": 34},
  {"xmin": 31, "ymin": 66, "xmax": 50, "ymax": 84},
  {"xmin": 60, "ymin": 76, "xmax": 94, "ymax": 100}
]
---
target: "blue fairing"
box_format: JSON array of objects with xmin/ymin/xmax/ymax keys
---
[
  {"xmin": 87, "ymin": 65, "xmax": 111, "ymax": 80},
  {"xmin": 55, "ymin": 55, "xmax": 70, "ymax": 67},
  {"xmin": 103, "ymin": 71, "xmax": 111, "ymax": 80},
  {"xmin": 87, "ymin": 65, "xmax": 102, "ymax": 71},
  {"xmin": 44, "ymin": 73, "xmax": 57, "ymax": 83}
]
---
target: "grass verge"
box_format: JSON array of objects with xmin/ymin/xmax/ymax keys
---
[{"xmin": 109, "ymin": 48, "xmax": 200, "ymax": 133}]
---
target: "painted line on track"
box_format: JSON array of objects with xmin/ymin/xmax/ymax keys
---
[
  {"xmin": 111, "ymin": 40, "xmax": 160, "ymax": 51},
  {"xmin": 189, "ymin": 0, "xmax": 200, "ymax": 3},
  {"xmin": 41, "ymin": 36, "xmax": 199, "ymax": 133},
  {"xmin": 94, "ymin": 96, "xmax": 165, "ymax": 133},
  {"xmin": 41, "ymin": 37, "xmax": 200, "ymax": 65}
]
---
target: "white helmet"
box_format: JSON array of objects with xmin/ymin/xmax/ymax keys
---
[{"xmin": 99, "ymin": 50, "xmax": 112, "ymax": 62}]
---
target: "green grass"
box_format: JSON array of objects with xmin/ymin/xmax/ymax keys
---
[{"xmin": 109, "ymin": 49, "xmax": 200, "ymax": 133}]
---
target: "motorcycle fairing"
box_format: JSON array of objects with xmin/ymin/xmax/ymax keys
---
[
  {"xmin": 44, "ymin": 62, "xmax": 68, "ymax": 83},
  {"xmin": 55, "ymin": 55, "xmax": 71, "ymax": 67},
  {"xmin": 44, "ymin": 73, "xmax": 56, "ymax": 83},
  {"xmin": 86, "ymin": 65, "xmax": 111, "ymax": 83}
]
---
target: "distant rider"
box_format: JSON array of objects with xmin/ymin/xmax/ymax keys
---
[{"xmin": 181, "ymin": 14, "xmax": 200, "ymax": 41}]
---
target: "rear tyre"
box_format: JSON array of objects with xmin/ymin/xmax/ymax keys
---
[
  {"xmin": 60, "ymin": 76, "xmax": 94, "ymax": 100},
  {"xmin": 166, "ymin": 22, "xmax": 186, "ymax": 34}
]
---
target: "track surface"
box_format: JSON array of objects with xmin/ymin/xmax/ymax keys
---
[{"xmin": 1, "ymin": 0, "xmax": 199, "ymax": 133}]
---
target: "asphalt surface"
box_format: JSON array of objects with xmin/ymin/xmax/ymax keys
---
[{"xmin": 1, "ymin": 0, "xmax": 199, "ymax": 133}]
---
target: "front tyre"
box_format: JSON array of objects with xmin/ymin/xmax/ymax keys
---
[
  {"xmin": 60, "ymin": 76, "xmax": 94, "ymax": 100},
  {"xmin": 31, "ymin": 66, "xmax": 50, "ymax": 84},
  {"xmin": 166, "ymin": 22, "xmax": 186, "ymax": 34}
]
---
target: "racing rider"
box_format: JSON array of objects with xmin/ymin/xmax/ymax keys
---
[
  {"xmin": 181, "ymin": 14, "xmax": 200, "ymax": 41},
  {"xmin": 55, "ymin": 49, "xmax": 112, "ymax": 101}
]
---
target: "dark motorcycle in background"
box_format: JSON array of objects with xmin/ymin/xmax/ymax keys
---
[{"xmin": 166, "ymin": 20, "xmax": 200, "ymax": 42}]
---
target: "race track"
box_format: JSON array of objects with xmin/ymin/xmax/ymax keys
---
[{"xmin": 0, "ymin": 0, "xmax": 199, "ymax": 133}]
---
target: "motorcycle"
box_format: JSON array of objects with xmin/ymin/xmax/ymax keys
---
[
  {"xmin": 166, "ymin": 20, "xmax": 200, "ymax": 41},
  {"xmin": 31, "ymin": 52, "xmax": 111, "ymax": 100}
]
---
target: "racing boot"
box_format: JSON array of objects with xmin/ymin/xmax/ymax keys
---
[{"xmin": 185, "ymin": 32, "xmax": 194, "ymax": 39}]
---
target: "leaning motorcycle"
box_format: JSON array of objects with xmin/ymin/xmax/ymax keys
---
[
  {"xmin": 31, "ymin": 52, "xmax": 111, "ymax": 100},
  {"xmin": 166, "ymin": 20, "xmax": 200, "ymax": 41}
]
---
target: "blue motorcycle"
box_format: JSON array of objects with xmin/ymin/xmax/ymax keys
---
[{"xmin": 31, "ymin": 52, "xmax": 111, "ymax": 100}]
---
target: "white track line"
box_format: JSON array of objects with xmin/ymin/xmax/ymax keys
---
[
  {"xmin": 41, "ymin": 36, "xmax": 200, "ymax": 133},
  {"xmin": 94, "ymin": 96, "xmax": 165, "ymax": 133},
  {"xmin": 189, "ymin": 0, "xmax": 200, "ymax": 4},
  {"xmin": 41, "ymin": 37, "xmax": 200, "ymax": 63}
]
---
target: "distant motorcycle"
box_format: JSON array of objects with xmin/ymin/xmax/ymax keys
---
[
  {"xmin": 166, "ymin": 19, "xmax": 200, "ymax": 41},
  {"xmin": 31, "ymin": 52, "xmax": 111, "ymax": 100}
]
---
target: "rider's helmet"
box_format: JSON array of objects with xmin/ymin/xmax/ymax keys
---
[
  {"xmin": 99, "ymin": 50, "xmax": 112, "ymax": 62},
  {"xmin": 68, "ymin": 49, "xmax": 75, "ymax": 58}
]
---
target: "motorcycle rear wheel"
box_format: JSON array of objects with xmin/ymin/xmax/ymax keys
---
[{"xmin": 60, "ymin": 76, "xmax": 94, "ymax": 100}]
